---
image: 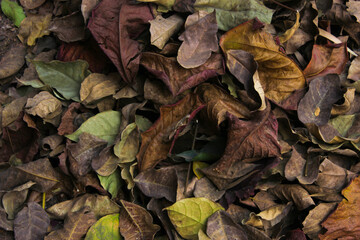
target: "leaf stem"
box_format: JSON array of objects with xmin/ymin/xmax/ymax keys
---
[{"xmin": 184, "ymin": 120, "xmax": 199, "ymax": 195}]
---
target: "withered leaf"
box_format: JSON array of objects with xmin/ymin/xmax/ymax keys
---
[
  {"xmin": 119, "ymin": 200, "xmax": 160, "ymax": 240},
  {"xmin": 0, "ymin": 208, "xmax": 13, "ymax": 231},
  {"xmin": 45, "ymin": 207, "xmax": 96, "ymax": 240},
  {"xmin": 150, "ymin": 14, "xmax": 184, "ymax": 50},
  {"xmin": 136, "ymin": 94, "xmax": 204, "ymax": 172},
  {"xmin": 193, "ymin": 177, "xmax": 225, "ymax": 202},
  {"xmin": 298, "ymin": 74, "xmax": 343, "ymax": 126},
  {"xmin": 57, "ymin": 102, "xmax": 81, "ymax": 136},
  {"xmin": 0, "ymin": 44, "xmax": 26, "ymax": 79},
  {"xmin": 134, "ymin": 167, "xmax": 177, "ymax": 202},
  {"xmin": 81, "ymin": 0, "xmax": 100, "ymax": 22},
  {"xmin": 196, "ymin": 83, "xmax": 251, "ymax": 126},
  {"xmin": 67, "ymin": 133, "xmax": 107, "ymax": 177},
  {"xmin": 202, "ymin": 105, "xmax": 281, "ymax": 190},
  {"xmin": 147, "ymin": 198, "xmax": 174, "ymax": 240},
  {"xmin": 177, "ymin": 11, "xmax": 218, "ymax": 69},
  {"xmin": 141, "ymin": 52, "xmax": 225, "ymax": 96},
  {"xmin": 14, "ymin": 202, "xmax": 50, "ymax": 240},
  {"xmin": 91, "ymin": 147, "xmax": 118, "ymax": 176},
  {"xmin": 252, "ymin": 191, "xmax": 278, "ymax": 211},
  {"xmin": 220, "ymin": 18, "xmax": 306, "ymax": 103},
  {"xmin": 268, "ymin": 184, "xmax": 315, "ymax": 210},
  {"xmin": 348, "ymin": 55, "xmax": 360, "ymax": 81},
  {"xmin": 320, "ymin": 176, "xmax": 360, "ymax": 239},
  {"xmin": 20, "ymin": 0, "xmax": 46, "ymax": 9},
  {"xmin": 88, "ymin": 0, "xmax": 153, "ymax": 83},
  {"xmin": 113, "ymin": 123, "xmax": 140, "ymax": 164},
  {"xmin": 80, "ymin": 73, "xmax": 121, "ymax": 106},
  {"xmin": 206, "ymin": 210, "xmax": 248, "ymax": 239},
  {"xmin": 303, "ymin": 43, "xmax": 349, "ymax": 81},
  {"xmin": 302, "ymin": 202, "xmax": 337, "ymax": 239},
  {"xmin": 2, "ymin": 97, "xmax": 27, "ymax": 127},
  {"xmin": 18, "ymin": 13, "xmax": 52, "ymax": 46},
  {"xmin": 25, "ymin": 91, "xmax": 62, "ymax": 126},
  {"xmin": 49, "ymin": 12, "xmax": 85, "ymax": 43},
  {"xmin": 46, "ymin": 194, "xmax": 120, "ymax": 220}
]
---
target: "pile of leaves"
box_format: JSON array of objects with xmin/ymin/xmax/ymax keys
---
[{"xmin": 1, "ymin": 0, "xmax": 360, "ymax": 239}]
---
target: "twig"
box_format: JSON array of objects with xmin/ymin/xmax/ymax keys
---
[{"xmin": 184, "ymin": 120, "xmax": 198, "ymax": 195}]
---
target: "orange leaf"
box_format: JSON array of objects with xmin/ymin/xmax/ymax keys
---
[{"xmin": 319, "ymin": 176, "xmax": 360, "ymax": 239}]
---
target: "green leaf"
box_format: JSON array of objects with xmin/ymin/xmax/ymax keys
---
[
  {"xmin": 98, "ymin": 170, "xmax": 122, "ymax": 199},
  {"xmin": 135, "ymin": 115, "xmax": 153, "ymax": 132},
  {"xmin": 165, "ymin": 197, "xmax": 224, "ymax": 239},
  {"xmin": 85, "ymin": 214, "xmax": 122, "ymax": 240},
  {"xmin": 33, "ymin": 60, "xmax": 90, "ymax": 101},
  {"xmin": 1, "ymin": 0, "xmax": 26, "ymax": 27},
  {"xmin": 194, "ymin": 0, "xmax": 274, "ymax": 31},
  {"xmin": 113, "ymin": 123, "xmax": 140, "ymax": 164},
  {"xmin": 66, "ymin": 111, "xmax": 121, "ymax": 145}
]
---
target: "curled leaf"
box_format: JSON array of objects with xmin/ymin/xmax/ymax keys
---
[
  {"xmin": 18, "ymin": 13, "xmax": 52, "ymax": 46},
  {"xmin": 150, "ymin": 14, "xmax": 184, "ymax": 49}
]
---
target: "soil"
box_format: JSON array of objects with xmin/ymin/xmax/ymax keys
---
[{"xmin": 0, "ymin": 10, "xmax": 21, "ymax": 60}]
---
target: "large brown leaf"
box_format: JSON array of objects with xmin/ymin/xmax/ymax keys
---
[
  {"xmin": 136, "ymin": 94, "xmax": 204, "ymax": 172},
  {"xmin": 220, "ymin": 18, "xmax": 306, "ymax": 103},
  {"xmin": 49, "ymin": 12, "xmax": 85, "ymax": 42},
  {"xmin": 319, "ymin": 176, "xmax": 360, "ymax": 239},
  {"xmin": 0, "ymin": 44, "xmax": 26, "ymax": 79},
  {"xmin": 177, "ymin": 11, "xmax": 218, "ymax": 68},
  {"xmin": 303, "ymin": 42, "xmax": 349, "ymax": 81},
  {"xmin": 141, "ymin": 52, "xmax": 225, "ymax": 96},
  {"xmin": 119, "ymin": 200, "xmax": 160, "ymax": 240},
  {"xmin": 297, "ymin": 74, "xmax": 343, "ymax": 126},
  {"xmin": 88, "ymin": 0, "xmax": 153, "ymax": 83},
  {"xmin": 14, "ymin": 202, "xmax": 50, "ymax": 240},
  {"xmin": 201, "ymin": 104, "xmax": 281, "ymax": 190},
  {"xmin": 45, "ymin": 207, "xmax": 96, "ymax": 240}
]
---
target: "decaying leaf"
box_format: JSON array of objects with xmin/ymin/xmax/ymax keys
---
[
  {"xmin": 113, "ymin": 123, "xmax": 140, "ymax": 164},
  {"xmin": 320, "ymin": 176, "xmax": 360, "ymax": 239},
  {"xmin": 19, "ymin": 0, "xmax": 46, "ymax": 10},
  {"xmin": 220, "ymin": 18, "xmax": 306, "ymax": 103},
  {"xmin": 165, "ymin": 197, "xmax": 224, "ymax": 239},
  {"xmin": 18, "ymin": 13, "xmax": 52, "ymax": 46},
  {"xmin": 45, "ymin": 207, "xmax": 97, "ymax": 240},
  {"xmin": 119, "ymin": 200, "xmax": 160, "ymax": 240},
  {"xmin": 49, "ymin": 12, "xmax": 86, "ymax": 43},
  {"xmin": 177, "ymin": 11, "xmax": 218, "ymax": 69},
  {"xmin": 150, "ymin": 14, "xmax": 184, "ymax": 49},
  {"xmin": 0, "ymin": 44, "xmax": 26, "ymax": 79},
  {"xmin": 14, "ymin": 202, "xmax": 50, "ymax": 240},
  {"xmin": 206, "ymin": 210, "xmax": 247, "ymax": 239},
  {"xmin": 91, "ymin": 147, "xmax": 118, "ymax": 176}
]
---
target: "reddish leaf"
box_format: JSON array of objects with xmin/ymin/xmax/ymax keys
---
[
  {"xmin": 303, "ymin": 43, "xmax": 349, "ymax": 81},
  {"xmin": 320, "ymin": 176, "xmax": 360, "ymax": 239},
  {"xmin": 57, "ymin": 102, "xmax": 81, "ymax": 136},
  {"xmin": 57, "ymin": 37, "xmax": 109, "ymax": 73},
  {"xmin": 141, "ymin": 52, "xmax": 225, "ymax": 96},
  {"xmin": 202, "ymin": 105, "xmax": 281, "ymax": 190},
  {"xmin": 88, "ymin": 0, "xmax": 153, "ymax": 83},
  {"xmin": 136, "ymin": 94, "xmax": 204, "ymax": 172}
]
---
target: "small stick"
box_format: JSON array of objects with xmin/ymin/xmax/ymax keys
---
[{"xmin": 184, "ymin": 120, "xmax": 198, "ymax": 195}]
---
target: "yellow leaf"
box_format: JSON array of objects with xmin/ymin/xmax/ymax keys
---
[
  {"xmin": 18, "ymin": 13, "xmax": 52, "ymax": 46},
  {"xmin": 279, "ymin": 11, "xmax": 300, "ymax": 43}
]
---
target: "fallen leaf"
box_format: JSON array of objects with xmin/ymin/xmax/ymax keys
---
[
  {"xmin": 134, "ymin": 167, "xmax": 177, "ymax": 202},
  {"xmin": 150, "ymin": 14, "xmax": 184, "ymax": 49},
  {"xmin": 1, "ymin": 97, "xmax": 27, "ymax": 127},
  {"xmin": 2, "ymin": 181, "xmax": 35, "ymax": 220},
  {"xmin": 45, "ymin": 207, "xmax": 96, "ymax": 240},
  {"xmin": 320, "ymin": 176, "xmax": 360, "ymax": 239},
  {"xmin": 119, "ymin": 200, "xmax": 161, "ymax": 240},
  {"xmin": 303, "ymin": 42, "xmax": 349, "ymax": 81},
  {"xmin": 193, "ymin": 177, "xmax": 225, "ymax": 202},
  {"xmin": 177, "ymin": 11, "xmax": 218, "ymax": 69},
  {"xmin": 165, "ymin": 197, "xmax": 224, "ymax": 239},
  {"xmin": 331, "ymin": 87, "xmax": 355, "ymax": 116},
  {"xmin": 80, "ymin": 73, "xmax": 121, "ymax": 106},
  {"xmin": 302, "ymin": 202, "xmax": 337, "ymax": 239},
  {"xmin": 279, "ymin": 11, "xmax": 301, "ymax": 43},
  {"xmin": 113, "ymin": 123, "xmax": 140, "ymax": 164},
  {"xmin": 252, "ymin": 191, "xmax": 278, "ymax": 211},
  {"xmin": 25, "ymin": 91, "xmax": 62, "ymax": 126},
  {"xmin": 1, "ymin": 0, "xmax": 25, "ymax": 27},
  {"xmin": 18, "ymin": 13, "xmax": 52, "ymax": 46},
  {"xmin": 91, "ymin": 147, "xmax": 118, "ymax": 176},
  {"xmin": 85, "ymin": 214, "xmax": 122, "ymax": 240},
  {"xmin": 46, "ymin": 194, "xmax": 120, "ymax": 220},
  {"xmin": 284, "ymin": 28, "xmax": 313, "ymax": 54},
  {"xmin": 66, "ymin": 110, "xmax": 121, "ymax": 145},
  {"xmin": 19, "ymin": 0, "xmax": 46, "ymax": 10},
  {"xmin": 268, "ymin": 184, "xmax": 315, "ymax": 210},
  {"xmin": 348, "ymin": 55, "xmax": 360, "ymax": 81},
  {"xmin": 347, "ymin": 0, "xmax": 360, "ymax": 22},
  {"xmin": 194, "ymin": 0, "xmax": 274, "ymax": 31},
  {"xmin": 297, "ymin": 74, "xmax": 343, "ymax": 126},
  {"xmin": 14, "ymin": 202, "xmax": 49, "ymax": 240},
  {"xmin": 68, "ymin": 133, "xmax": 107, "ymax": 176},
  {"xmin": 97, "ymin": 169, "xmax": 122, "ymax": 199},
  {"xmin": 141, "ymin": 52, "xmax": 225, "ymax": 96},
  {"xmin": 49, "ymin": 12, "xmax": 85, "ymax": 42},
  {"xmin": 0, "ymin": 44, "xmax": 26, "ymax": 79},
  {"xmin": 136, "ymin": 94, "xmax": 204, "ymax": 171},
  {"xmin": 201, "ymin": 105, "xmax": 280, "ymax": 190},
  {"xmin": 206, "ymin": 210, "xmax": 248, "ymax": 239},
  {"xmin": 255, "ymin": 202, "xmax": 293, "ymax": 230},
  {"xmin": 88, "ymin": 0, "xmax": 153, "ymax": 83},
  {"xmin": 220, "ymin": 18, "xmax": 306, "ymax": 103},
  {"xmin": 81, "ymin": 0, "xmax": 100, "ymax": 22},
  {"xmin": 196, "ymin": 83, "xmax": 251, "ymax": 126},
  {"xmin": 147, "ymin": 198, "xmax": 174, "ymax": 240},
  {"xmin": 118, "ymin": 162, "xmax": 137, "ymax": 190}
]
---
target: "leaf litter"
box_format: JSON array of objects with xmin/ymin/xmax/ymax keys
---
[{"xmin": 0, "ymin": 0, "xmax": 360, "ymax": 239}]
